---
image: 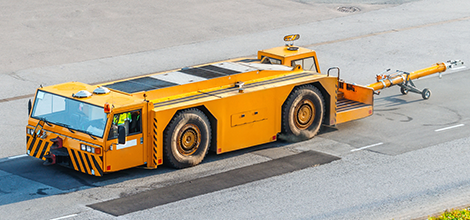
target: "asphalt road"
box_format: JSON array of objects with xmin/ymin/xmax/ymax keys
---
[{"xmin": 1, "ymin": 0, "xmax": 470, "ymax": 219}]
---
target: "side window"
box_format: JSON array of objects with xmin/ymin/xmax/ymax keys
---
[
  {"xmin": 292, "ymin": 60, "xmax": 302, "ymax": 67},
  {"xmin": 291, "ymin": 57, "xmax": 317, "ymax": 72},
  {"xmin": 108, "ymin": 110, "xmax": 142, "ymax": 140},
  {"xmin": 303, "ymin": 57, "xmax": 315, "ymax": 71}
]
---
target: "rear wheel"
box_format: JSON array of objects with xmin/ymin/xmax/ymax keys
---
[
  {"xmin": 280, "ymin": 85, "xmax": 324, "ymax": 142},
  {"xmin": 163, "ymin": 108, "xmax": 211, "ymax": 168}
]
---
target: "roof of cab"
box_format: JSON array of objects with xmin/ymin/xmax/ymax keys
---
[
  {"xmin": 258, "ymin": 46, "xmax": 315, "ymax": 58},
  {"xmin": 40, "ymin": 81, "xmax": 143, "ymax": 108}
]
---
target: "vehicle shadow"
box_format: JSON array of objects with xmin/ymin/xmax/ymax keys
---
[{"xmin": 0, "ymin": 127, "xmax": 336, "ymax": 206}]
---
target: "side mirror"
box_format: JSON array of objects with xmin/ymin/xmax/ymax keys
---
[
  {"xmin": 28, "ymin": 99, "xmax": 32, "ymax": 116},
  {"xmin": 118, "ymin": 125, "xmax": 126, "ymax": 144}
]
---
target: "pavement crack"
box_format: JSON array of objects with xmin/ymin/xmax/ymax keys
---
[{"xmin": 6, "ymin": 72, "xmax": 28, "ymax": 82}]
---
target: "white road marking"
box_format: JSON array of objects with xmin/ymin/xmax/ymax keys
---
[
  {"xmin": 351, "ymin": 142, "xmax": 383, "ymax": 152},
  {"xmin": 8, "ymin": 154, "xmax": 28, "ymax": 160},
  {"xmin": 49, "ymin": 214, "xmax": 78, "ymax": 220},
  {"xmin": 435, "ymin": 124, "xmax": 464, "ymax": 132}
]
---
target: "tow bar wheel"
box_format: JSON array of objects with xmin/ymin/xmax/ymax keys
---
[
  {"xmin": 421, "ymin": 88, "xmax": 431, "ymax": 100},
  {"xmin": 280, "ymin": 85, "xmax": 324, "ymax": 142},
  {"xmin": 164, "ymin": 108, "xmax": 211, "ymax": 169}
]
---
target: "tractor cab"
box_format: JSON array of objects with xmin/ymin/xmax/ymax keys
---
[{"xmin": 257, "ymin": 34, "xmax": 321, "ymax": 73}]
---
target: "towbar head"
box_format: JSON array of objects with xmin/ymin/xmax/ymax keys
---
[{"xmin": 446, "ymin": 60, "xmax": 465, "ymax": 69}]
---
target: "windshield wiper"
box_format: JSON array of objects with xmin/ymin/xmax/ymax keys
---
[
  {"xmin": 81, "ymin": 130, "xmax": 97, "ymax": 140},
  {"xmin": 53, "ymin": 122, "xmax": 75, "ymax": 133},
  {"xmin": 51, "ymin": 122, "xmax": 97, "ymax": 140},
  {"xmin": 38, "ymin": 117, "xmax": 52, "ymax": 126}
]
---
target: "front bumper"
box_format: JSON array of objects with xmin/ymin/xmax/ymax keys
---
[{"xmin": 26, "ymin": 133, "xmax": 104, "ymax": 176}]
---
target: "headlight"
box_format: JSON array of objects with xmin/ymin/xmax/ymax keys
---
[
  {"xmin": 27, "ymin": 128, "xmax": 34, "ymax": 135},
  {"xmin": 80, "ymin": 144, "xmax": 100, "ymax": 154}
]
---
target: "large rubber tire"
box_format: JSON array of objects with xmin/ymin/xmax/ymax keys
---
[
  {"xmin": 279, "ymin": 85, "xmax": 325, "ymax": 142},
  {"xmin": 163, "ymin": 108, "xmax": 211, "ymax": 169}
]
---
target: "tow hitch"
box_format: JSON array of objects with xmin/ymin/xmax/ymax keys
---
[{"xmin": 43, "ymin": 137, "xmax": 69, "ymax": 166}]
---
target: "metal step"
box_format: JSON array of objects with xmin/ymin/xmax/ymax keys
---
[{"xmin": 336, "ymin": 99, "xmax": 371, "ymax": 113}]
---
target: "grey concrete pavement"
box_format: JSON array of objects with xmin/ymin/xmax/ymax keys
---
[
  {"xmin": 1, "ymin": 0, "xmax": 470, "ymax": 219},
  {"xmin": 0, "ymin": 0, "xmax": 388, "ymax": 77}
]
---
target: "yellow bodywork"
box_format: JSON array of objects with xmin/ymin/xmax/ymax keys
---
[
  {"xmin": 336, "ymin": 82, "xmax": 374, "ymax": 124},
  {"xmin": 26, "ymin": 45, "xmax": 374, "ymax": 175}
]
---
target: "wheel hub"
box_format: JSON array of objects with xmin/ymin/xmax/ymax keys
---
[
  {"xmin": 177, "ymin": 124, "xmax": 201, "ymax": 155},
  {"xmin": 295, "ymin": 99, "xmax": 315, "ymax": 129}
]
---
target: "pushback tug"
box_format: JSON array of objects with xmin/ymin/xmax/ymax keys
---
[{"xmin": 26, "ymin": 34, "xmax": 463, "ymax": 176}]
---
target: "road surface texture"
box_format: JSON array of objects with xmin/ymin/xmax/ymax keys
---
[{"xmin": 0, "ymin": 0, "xmax": 469, "ymax": 219}]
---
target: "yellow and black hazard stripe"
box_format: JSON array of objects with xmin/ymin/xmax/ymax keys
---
[
  {"xmin": 68, "ymin": 148, "xmax": 103, "ymax": 177},
  {"xmin": 152, "ymin": 118, "xmax": 159, "ymax": 168},
  {"xmin": 27, "ymin": 134, "xmax": 52, "ymax": 160}
]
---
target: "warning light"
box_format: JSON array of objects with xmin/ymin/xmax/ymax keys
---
[
  {"xmin": 104, "ymin": 102, "xmax": 111, "ymax": 113},
  {"xmin": 283, "ymin": 34, "xmax": 300, "ymax": 42}
]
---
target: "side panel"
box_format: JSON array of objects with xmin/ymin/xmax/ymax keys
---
[
  {"xmin": 339, "ymin": 82, "xmax": 374, "ymax": 105},
  {"xmin": 152, "ymin": 74, "xmax": 339, "ymax": 157},
  {"xmin": 150, "ymin": 108, "xmax": 177, "ymax": 168},
  {"xmin": 316, "ymin": 78, "xmax": 339, "ymax": 126},
  {"xmin": 206, "ymin": 87, "xmax": 290, "ymax": 153},
  {"xmin": 336, "ymin": 82, "xmax": 374, "ymax": 124}
]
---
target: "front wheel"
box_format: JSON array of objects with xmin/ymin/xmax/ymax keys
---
[
  {"xmin": 279, "ymin": 85, "xmax": 324, "ymax": 142},
  {"xmin": 163, "ymin": 108, "xmax": 211, "ymax": 169}
]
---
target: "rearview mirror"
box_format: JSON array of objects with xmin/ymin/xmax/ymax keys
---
[
  {"xmin": 118, "ymin": 125, "xmax": 126, "ymax": 145},
  {"xmin": 28, "ymin": 99, "xmax": 32, "ymax": 116}
]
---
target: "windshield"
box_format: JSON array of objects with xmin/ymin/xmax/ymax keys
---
[{"xmin": 31, "ymin": 90, "xmax": 108, "ymax": 138}]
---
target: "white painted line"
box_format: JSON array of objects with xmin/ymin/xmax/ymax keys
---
[
  {"xmin": 49, "ymin": 214, "xmax": 78, "ymax": 220},
  {"xmin": 351, "ymin": 142, "xmax": 383, "ymax": 152},
  {"xmin": 435, "ymin": 124, "xmax": 464, "ymax": 132},
  {"xmin": 8, "ymin": 154, "xmax": 28, "ymax": 160}
]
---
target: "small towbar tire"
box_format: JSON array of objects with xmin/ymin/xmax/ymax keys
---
[
  {"xmin": 400, "ymin": 87, "xmax": 408, "ymax": 95},
  {"xmin": 421, "ymin": 88, "xmax": 431, "ymax": 100}
]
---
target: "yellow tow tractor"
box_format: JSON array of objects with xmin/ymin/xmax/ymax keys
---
[{"xmin": 25, "ymin": 34, "xmax": 463, "ymax": 176}]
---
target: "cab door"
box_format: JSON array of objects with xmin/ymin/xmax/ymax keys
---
[{"xmin": 105, "ymin": 109, "xmax": 144, "ymax": 172}]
